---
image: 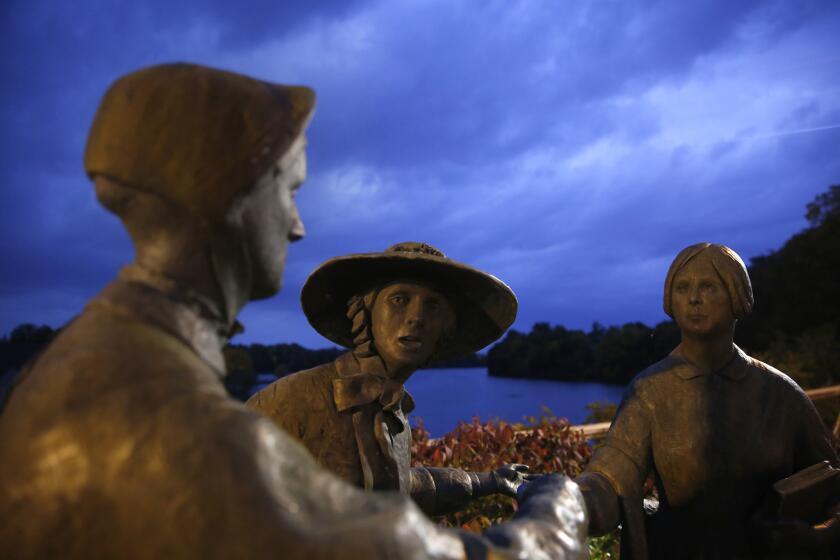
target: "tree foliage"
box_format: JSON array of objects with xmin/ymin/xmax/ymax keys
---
[
  {"xmin": 487, "ymin": 320, "xmax": 680, "ymax": 384},
  {"xmin": 0, "ymin": 323, "xmax": 57, "ymax": 374},
  {"xmin": 737, "ymin": 184, "xmax": 840, "ymax": 390}
]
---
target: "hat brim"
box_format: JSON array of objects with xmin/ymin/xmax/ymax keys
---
[{"xmin": 300, "ymin": 251, "xmax": 517, "ymax": 361}]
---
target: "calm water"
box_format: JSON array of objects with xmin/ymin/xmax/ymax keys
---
[
  {"xmin": 405, "ymin": 368, "xmax": 625, "ymax": 436},
  {"xmin": 250, "ymin": 368, "xmax": 627, "ymax": 437}
]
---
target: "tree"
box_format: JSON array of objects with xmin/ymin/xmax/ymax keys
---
[
  {"xmin": 738, "ymin": 185, "xmax": 840, "ymax": 368},
  {"xmin": 1, "ymin": 324, "xmax": 57, "ymax": 374},
  {"xmin": 805, "ymin": 185, "xmax": 840, "ymax": 227}
]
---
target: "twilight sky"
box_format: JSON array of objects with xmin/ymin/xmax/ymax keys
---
[{"xmin": 2, "ymin": 0, "xmax": 839, "ymax": 348}]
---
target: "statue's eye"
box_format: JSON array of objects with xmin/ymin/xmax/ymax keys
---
[
  {"xmin": 675, "ymin": 283, "xmax": 688, "ymax": 293},
  {"xmin": 390, "ymin": 295, "xmax": 408, "ymax": 305}
]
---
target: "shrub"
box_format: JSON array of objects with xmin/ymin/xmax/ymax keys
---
[
  {"xmin": 410, "ymin": 409, "xmax": 591, "ymax": 531},
  {"xmin": 411, "ymin": 410, "xmax": 621, "ymax": 557}
]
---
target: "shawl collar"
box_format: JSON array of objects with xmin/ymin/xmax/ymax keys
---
[
  {"xmin": 88, "ymin": 265, "xmax": 236, "ymax": 378},
  {"xmin": 332, "ymin": 352, "xmax": 416, "ymax": 414},
  {"xmin": 671, "ymin": 345, "xmax": 750, "ymax": 382},
  {"xmin": 331, "ymin": 352, "xmax": 414, "ymax": 492}
]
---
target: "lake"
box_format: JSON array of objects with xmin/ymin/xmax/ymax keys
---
[
  {"xmin": 252, "ymin": 368, "xmax": 626, "ymax": 437},
  {"xmin": 404, "ymin": 368, "xmax": 626, "ymax": 436}
]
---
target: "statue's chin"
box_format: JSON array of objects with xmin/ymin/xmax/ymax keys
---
[{"xmin": 250, "ymin": 274, "xmax": 282, "ymax": 301}]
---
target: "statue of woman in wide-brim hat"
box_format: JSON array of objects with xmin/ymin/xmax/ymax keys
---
[{"xmin": 247, "ymin": 241, "xmax": 532, "ymax": 515}]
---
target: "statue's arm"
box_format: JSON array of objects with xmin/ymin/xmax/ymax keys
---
[
  {"xmin": 576, "ymin": 380, "xmax": 653, "ymax": 536},
  {"xmin": 197, "ymin": 401, "xmax": 588, "ymax": 559},
  {"xmin": 793, "ymin": 388, "xmax": 839, "ymax": 468},
  {"xmin": 410, "ymin": 465, "xmax": 532, "ymax": 517},
  {"xmin": 761, "ymin": 392, "xmax": 840, "ymax": 553},
  {"xmin": 306, "ymin": 465, "xmax": 589, "ymax": 560}
]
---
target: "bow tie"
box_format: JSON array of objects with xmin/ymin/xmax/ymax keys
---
[{"xmin": 333, "ymin": 373, "xmax": 409, "ymax": 413}]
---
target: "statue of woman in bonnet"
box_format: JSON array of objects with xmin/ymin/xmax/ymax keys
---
[
  {"xmin": 577, "ymin": 243, "xmax": 839, "ymax": 559},
  {"xmin": 0, "ymin": 64, "xmax": 589, "ymax": 560},
  {"xmin": 247, "ymin": 241, "xmax": 535, "ymax": 516}
]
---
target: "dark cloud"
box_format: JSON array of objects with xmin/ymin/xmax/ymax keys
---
[{"xmin": 3, "ymin": 0, "xmax": 840, "ymax": 347}]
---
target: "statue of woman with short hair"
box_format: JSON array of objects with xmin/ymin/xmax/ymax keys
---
[{"xmin": 577, "ymin": 242, "xmax": 839, "ymax": 559}]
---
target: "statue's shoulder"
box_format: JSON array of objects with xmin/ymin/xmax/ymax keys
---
[
  {"xmin": 245, "ymin": 357, "xmax": 340, "ymax": 418},
  {"xmin": 15, "ymin": 303, "xmax": 218, "ymax": 410},
  {"xmin": 744, "ymin": 353, "xmax": 810, "ymax": 401},
  {"xmin": 261, "ymin": 359, "xmax": 338, "ymax": 395},
  {"xmin": 629, "ymin": 355, "xmax": 684, "ymax": 390}
]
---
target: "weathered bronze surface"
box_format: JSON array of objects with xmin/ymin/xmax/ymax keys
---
[
  {"xmin": 577, "ymin": 243, "xmax": 839, "ymax": 559},
  {"xmin": 248, "ymin": 242, "xmax": 529, "ymax": 515},
  {"xmin": 0, "ymin": 64, "xmax": 588, "ymax": 559}
]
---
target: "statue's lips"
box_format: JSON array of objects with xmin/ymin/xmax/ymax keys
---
[
  {"xmin": 687, "ymin": 314, "xmax": 707, "ymax": 321},
  {"xmin": 397, "ymin": 335, "xmax": 423, "ymax": 350}
]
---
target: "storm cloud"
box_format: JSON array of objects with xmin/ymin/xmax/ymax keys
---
[{"xmin": 2, "ymin": 0, "xmax": 839, "ymax": 347}]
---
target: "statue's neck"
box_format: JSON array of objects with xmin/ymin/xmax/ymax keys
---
[
  {"xmin": 131, "ymin": 232, "xmax": 250, "ymax": 335},
  {"xmin": 353, "ymin": 350, "xmax": 417, "ymax": 385},
  {"xmin": 385, "ymin": 364, "xmax": 417, "ymax": 385},
  {"xmin": 675, "ymin": 333, "xmax": 735, "ymax": 375},
  {"xmin": 121, "ymin": 262, "xmax": 238, "ymax": 339}
]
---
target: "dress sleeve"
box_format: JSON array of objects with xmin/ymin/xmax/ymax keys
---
[
  {"xmin": 588, "ymin": 381, "xmax": 653, "ymax": 497},
  {"xmin": 409, "ymin": 467, "xmax": 486, "ymax": 516},
  {"xmin": 579, "ymin": 380, "xmax": 653, "ymax": 537},
  {"xmin": 793, "ymin": 390, "xmax": 838, "ymax": 469},
  {"xmin": 189, "ymin": 394, "xmax": 590, "ymax": 560}
]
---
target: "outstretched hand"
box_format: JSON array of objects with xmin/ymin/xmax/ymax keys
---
[
  {"xmin": 752, "ymin": 503, "xmax": 840, "ymax": 553},
  {"xmin": 492, "ymin": 464, "xmax": 541, "ymax": 498}
]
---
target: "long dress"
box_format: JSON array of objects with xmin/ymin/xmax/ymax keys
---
[{"xmin": 582, "ymin": 346, "xmax": 837, "ymax": 560}]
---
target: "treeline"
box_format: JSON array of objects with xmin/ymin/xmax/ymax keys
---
[
  {"xmin": 0, "ymin": 324, "xmax": 56, "ymax": 374},
  {"xmin": 737, "ymin": 186, "xmax": 840, "ymax": 390},
  {"xmin": 487, "ymin": 321, "xmax": 680, "ymax": 385},
  {"xmin": 488, "ymin": 185, "xmax": 840, "ymax": 389}
]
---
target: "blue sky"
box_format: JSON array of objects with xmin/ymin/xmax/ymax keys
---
[{"xmin": 2, "ymin": 0, "xmax": 839, "ymax": 348}]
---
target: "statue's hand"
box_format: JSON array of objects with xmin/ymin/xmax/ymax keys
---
[
  {"xmin": 754, "ymin": 509, "xmax": 840, "ymax": 553},
  {"xmin": 491, "ymin": 464, "xmax": 537, "ymax": 498}
]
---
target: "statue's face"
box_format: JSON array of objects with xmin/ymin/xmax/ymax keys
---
[
  {"xmin": 239, "ymin": 135, "xmax": 307, "ymax": 299},
  {"xmin": 371, "ymin": 281, "xmax": 453, "ymax": 375},
  {"xmin": 671, "ymin": 254, "xmax": 735, "ymax": 339}
]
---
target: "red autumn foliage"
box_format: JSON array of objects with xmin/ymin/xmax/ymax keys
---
[{"xmin": 410, "ymin": 409, "xmax": 592, "ymax": 531}]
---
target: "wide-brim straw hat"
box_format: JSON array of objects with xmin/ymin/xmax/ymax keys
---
[{"xmin": 301, "ymin": 242, "xmax": 517, "ymax": 361}]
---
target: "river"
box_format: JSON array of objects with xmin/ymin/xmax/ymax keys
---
[{"xmin": 404, "ymin": 368, "xmax": 626, "ymax": 436}]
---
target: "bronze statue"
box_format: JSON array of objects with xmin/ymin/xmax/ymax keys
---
[
  {"xmin": 0, "ymin": 63, "xmax": 588, "ymax": 559},
  {"xmin": 577, "ymin": 243, "xmax": 839, "ymax": 559},
  {"xmin": 247, "ymin": 242, "xmax": 530, "ymax": 515}
]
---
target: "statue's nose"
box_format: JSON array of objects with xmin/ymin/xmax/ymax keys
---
[
  {"xmin": 406, "ymin": 301, "xmax": 425, "ymax": 327},
  {"xmin": 688, "ymin": 285, "xmax": 702, "ymax": 304},
  {"xmin": 289, "ymin": 205, "xmax": 305, "ymax": 242}
]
